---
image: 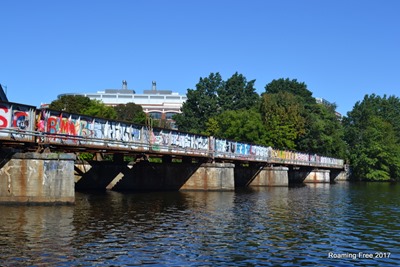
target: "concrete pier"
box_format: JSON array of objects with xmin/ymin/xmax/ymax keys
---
[
  {"xmin": 180, "ymin": 163, "xmax": 235, "ymax": 191},
  {"xmin": 234, "ymin": 165, "xmax": 289, "ymax": 187},
  {"xmin": 249, "ymin": 166, "xmax": 289, "ymax": 187},
  {"xmin": 289, "ymin": 168, "xmax": 331, "ymax": 184},
  {"xmin": 0, "ymin": 151, "xmax": 76, "ymax": 204}
]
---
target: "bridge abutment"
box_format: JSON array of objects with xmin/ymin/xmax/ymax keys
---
[{"xmin": 0, "ymin": 150, "xmax": 75, "ymax": 204}]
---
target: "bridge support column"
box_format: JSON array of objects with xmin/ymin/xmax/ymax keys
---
[
  {"xmin": 180, "ymin": 163, "xmax": 235, "ymax": 191},
  {"xmin": 330, "ymin": 169, "xmax": 349, "ymax": 182},
  {"xmin": 249, "ymin": 166, "xmax": 289, "ymax": 187},
  {"xmin": 0, "ymin": 150, "xmax": 75, "ymax": 204},
  {"xmin": 303, "ymin": 169, "xmax": 330, "ymax": 183},
  {"xmin": 289, "ymin": 168, "xmax": 331, "ymax": 184}
]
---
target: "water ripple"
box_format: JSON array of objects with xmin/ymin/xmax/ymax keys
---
[{"xmin": 1, "ymin": 183, "xmax": 399, "ymax": 266}]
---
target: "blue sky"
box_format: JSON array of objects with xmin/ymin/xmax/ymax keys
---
[{"xmin": 1, "ymin": 0, "xmax": 399, "ymax": 116}]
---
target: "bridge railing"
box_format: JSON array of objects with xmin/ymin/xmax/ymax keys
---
[{"xmin": 0, "ymin": 101, "xmax": 344, "ymax": 169}]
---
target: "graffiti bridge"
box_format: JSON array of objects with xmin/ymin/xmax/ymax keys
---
[{"xmin": 0, "ymin": 101, "xmax": 347, "ymax": 204}]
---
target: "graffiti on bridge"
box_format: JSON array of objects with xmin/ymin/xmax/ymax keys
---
[{"xmin": 0, "ymin": 101, "xmax": 344, "ymax": 166}]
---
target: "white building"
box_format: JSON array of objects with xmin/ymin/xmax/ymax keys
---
[{"xmin": 58, "ymin": 81, "xmax": 187, "ymax": 120}]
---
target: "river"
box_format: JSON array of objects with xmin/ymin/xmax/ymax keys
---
[{"xmin": 0, "ymin": 182, "xmax": 399, "ymax": 266}]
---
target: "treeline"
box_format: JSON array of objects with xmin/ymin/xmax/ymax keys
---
[{"xmin": 49, "ymin": 73, "xmax": 400, "ymax": 181}]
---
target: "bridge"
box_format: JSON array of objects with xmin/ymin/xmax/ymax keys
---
[{"xmin": 0, "ymin": 101, "xmax": 347, "ymax": 204}]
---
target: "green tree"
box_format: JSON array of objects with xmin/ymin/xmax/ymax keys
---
[
  {"xmin": 174, "ymin": 73, "xmax": 223, "ymax": 133},
  {"xmin": 343, "ymin": 94, "xmax": 400, "ymax": 181},
  {"xmin": 175, "ymin": 72, "xmax": 260, "ymax": 134},
  {"xmin": 204, "ymin": 108, "xmax": 267, "ymax": 145},
  {"xmin": 82, "ymin": 100, "xmax": 117, "ymax": 119},
  {"xmin": 297, "ymin": 104, "xmax": 346, "ymax": 157},
  {"xmin": 113, "ymin": 102, "xmax": 146, "ymax": 124},
  {"xmin": 265, "ymin": 78, "xmax": 315, "ymax": 105},
  {"xmin": 263, "ymin": 78, "xmax": 346, "ymax": 157},
  {"xmin": 218, "ymin": 72, "xmax": 260, "ymax": 111},
  {"xmin": 49, "ymin": 95, "xmax": 116, "ymax": 119},
  {"xmin": 49, "ymin": 95, "xmax": 92, "ymax": 114},
  {"xmin": 260, "ymin": 91, "xmax": 305, "ymax": 149}
]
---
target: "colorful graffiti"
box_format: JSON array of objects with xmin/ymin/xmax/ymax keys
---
[
  {"xmin": 0, "ymin": 101, "xmax": 344, "ymax": 167},
  {"xmin": 151, "ymin": 129, "xmax": 209, "ymax": 152},
  {"xmin": 37, "ymin": 110, "xmax": 143, "ymax": 146},
  {"xmin": 0, "ymin": 103, "xmax": 35, "ymax": 140}
]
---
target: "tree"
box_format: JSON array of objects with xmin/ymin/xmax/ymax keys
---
[
  {"xmin": 343, "ymin": 94, "xmax": 400, "ymax": 181},
  {"xmin": 49, "ymin": 95, "xmax": 92, "ymax": 114},
  {"xmin": 174, "ymin": 72, "xmax": 223, "ymax": 133},
  {"xmin": 174, "ymin": 72, "xmax": 260, "ymax": 134},
  {"xmin": 217, "ymin": 72, "xmax": 259, "ymax": 111},
  {"xmin": 265, "ymin": 78, "xmax": 315, "ymax": 105},
  {"xmin": 204, "ymin": 108, "xmax": 268, "ymax": 145},
  {"xmin": 260, "ymin": 91, "xmax": 305, "ymax": 149},
  {"xmin": 113, "ymin": 102, "xmax": 146, "ymax": 124},
  {"xmin": 263, "ymin": 78, "xmax": 346, "ymax": 157},
  {"xmin": 49, "ymin": 95, "xmax": 116, "ymax": 119},
  {"xmin": 297, "ymin": 104, "xmax": 346, "ymax": 157},
  {"xmin": 82, "ymin": 100, "xmax": 117, "ymax": 119}
]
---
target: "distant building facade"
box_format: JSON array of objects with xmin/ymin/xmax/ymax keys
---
[{"xmin": 58, "ymin": 81, "xmax": 187, "ymax": 121}]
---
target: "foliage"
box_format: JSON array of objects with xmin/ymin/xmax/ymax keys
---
[
  {"xmin": 343, "ymin": 94, "xmax": 400, "ymax": 181},
  {"xmin": 260, "ymin": 91, "xmax": 305, "ymax": 149},
  {"xmin": 297, "ymin": 104, "xmax": 346, "ymax": 157},
  {"xmin": 262, "ymin": 78, "xmax": 346, "ymax": 156},
  {"xmin": 174, "ymin": 72, "xmax": 222, "ymax": 133},
  {"xmin": 265, "ymin": 78, "xmax": 315, "ymax": 105},
  {"xmin": 218, "ymin": 72, "xmax": 260, "ymax": 111},
  {"xmin": 203, "ymin": 108, "xmax": 268, "ymax": 145},
  {"xmin": 49, "ymin": 95, "xmax": 92, "ymax": 114},
  {"xmin": 82, "ymin": 99, "xmax": 117, "ymax": 119},
  {"xmin": 174, "ymin": 72, "xmax": 260, "ymax": 133},
  {"xmin": 49, "ymin": 95, "xmax": 116, "ymax": 119},
  {"xmin": 113, "ymin": 102, "xmax": 146, "ymax": 124}
]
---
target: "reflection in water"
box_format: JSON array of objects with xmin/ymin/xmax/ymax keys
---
[
  {"xmin": 0, "ymin": 182, "xmax": 399, "ymax": 266},
  {"xmin": 0, "ymin": 205, "xmax": 75, "ymax": 266}
]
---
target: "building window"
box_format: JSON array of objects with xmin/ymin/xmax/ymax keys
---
[
  {"xmin": 149, "ymin": 112, "xmax": 162, "ymax": 119},
  {"xmin": 102, "ymin": 95, "xmax": 116, "ymax": 98},
  {"xmin": 165, "ymin": 112, "xmax": 177, "ymax": 119},
  {"xmin": 165, "ymin": 96, "xmax": 180, "ymax": 100},
  {"xmin": 150, "ymin": 96, "xmax": 165, "ymax": 100}
]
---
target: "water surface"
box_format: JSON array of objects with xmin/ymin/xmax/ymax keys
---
[{"xmin": 1, "ymin": 182, "xmax": 399, "ymax": 266}]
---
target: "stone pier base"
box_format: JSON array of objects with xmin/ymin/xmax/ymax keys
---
[
  {"xmin": 249, "ymin": 166, "xmax": 289, "ymax": 187},
  {"xmin": 0, "ymin": 151, "xmax": 76, "ymax": 204},
  {"xmin": 289, "ymin": 168, "xmax": 331, "ymax": 184},
  {"xmin": 180, "ymin": 163, "xmax": 235, "ymax": 191}
]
